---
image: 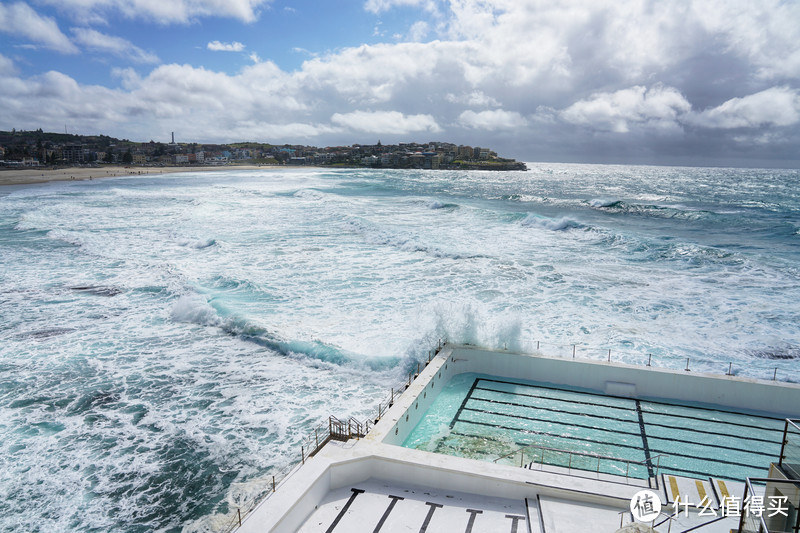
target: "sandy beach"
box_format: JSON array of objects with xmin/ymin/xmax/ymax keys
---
[{"xmin": 0, "ymin": 165, "xmax": 271, "ymax": 187}]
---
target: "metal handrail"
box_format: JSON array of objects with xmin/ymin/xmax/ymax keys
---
[
  {"xmin": 779, "ymin": 419, "xmax": 800, "ymax": 468},
  {"xmin": 512, "ymin": 337, "xmax": 789, "ymax": 382},
  {"xmin": 738, "ymin": 478, "xmax": 771, "ymax": 533},
  {"xmin": 493, "ymin": 442, "xmax": 666, "ymax": 484}
]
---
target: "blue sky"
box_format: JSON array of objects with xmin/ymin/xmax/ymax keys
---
[{"xmin": 1, "ymin": 0, "xmax": 800, "ymax": 166}]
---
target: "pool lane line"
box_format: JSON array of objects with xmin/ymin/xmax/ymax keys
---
[
  {"xmin": 468, "ymin": 395, "xmax": 779, "ymax": 444},
  {"xmin": 635, "ymin": 399, "xmax": 655, "ymax": 478},
  {"xmin": 475, "ymin": 378, "xmax": 786, "ymax": 424},
  {"xmin": 452, "ymin": 416, "xmax": 776, "ymax": 465},
  {"xmin": 444, "ymin": 429, "xmax": 767, "ymax": 481},
  {"xmin": 472, "ymin": 386, "xmax": 639, "ymax": 415},
  {"xmin": 464, "ymin": 509, "xmax": 483, "ymax": 533},
  {"xmin": 474, "ymin": 381, "xmax": 635, "ymax": 410},
  {"xmin": 475, "ymin": 384, "xmax": 782, "ymax": 435},
  {"xmin": 453, "ymin": 418, "xmax": 649, "ymax": 453},
  {"xmin": 638, "ymin": 408, "xmax": 783, "ymax": 433},
  {"xmin": 458, "ymin": 406, "xmax": 779, "ymax": 458},
  {"xmin": 419, "ymin": 502, "xmax": 443, "ymax": 533},
  {"xmin": 450, "ymin": 379, "xmax": 481, "ymax": 429},
  {"xmin": 474, "ymin": 381, "xmax": 784, "ymax": 434},
  {"xmin": 373, "ymin": 495, "xmax": 404, "ymax": 533},
  {"xmin": 326, "ymin": 488, "xmax": 365, "ymax": 533}
]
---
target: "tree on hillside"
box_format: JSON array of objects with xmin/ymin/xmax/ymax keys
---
[{"xmin": 122, "ymin": 149, "xmax": 133, "ymax": 164}]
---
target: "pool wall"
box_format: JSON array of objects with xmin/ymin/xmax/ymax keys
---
[{"xmin": 382, "ymin": 345, "xmax": 800, "ymax": 447}]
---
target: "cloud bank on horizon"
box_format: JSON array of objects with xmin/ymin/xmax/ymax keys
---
[{"xmin": 1, "ymin": 0, "xmax": 799, "ymax": 166}]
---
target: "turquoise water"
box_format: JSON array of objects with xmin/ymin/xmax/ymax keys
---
[
  {"xmin": 1, "ymin": 164, "xmax": 799, "ymax": 531},
  {"xmin": 403, "ymin": 373, "xmax": 786, "ymax": 482}
]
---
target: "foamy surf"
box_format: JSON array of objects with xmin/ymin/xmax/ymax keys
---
[{"xmin": 1, "ymin": 163, "xmax": 799, "ymax": 532}]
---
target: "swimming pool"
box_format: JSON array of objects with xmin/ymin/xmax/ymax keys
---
[{"xmin": 402, "ymin": 373, "xmax": 785, "ymax": 482}]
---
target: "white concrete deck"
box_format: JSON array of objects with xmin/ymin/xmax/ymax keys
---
[{"xmin": 298, "ymin": 478, "xmax": 530, "ymax": 533}]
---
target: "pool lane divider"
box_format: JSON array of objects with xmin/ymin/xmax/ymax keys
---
[
  {"xmin": 458, "ymin": 404, "xmax": 777, "ymax": 458},
  {"xmin": 635, "ymin": 400, "xmax": 654, "ymax": 478},
  {"xmin": 450, "ymin": 378, "xmax": 480, "ymax": 429},
  {"xmin": 468, "ymin": 394, "xmax": 779, "ymax": 445},
  {"xmin": 326, "ymin": 488, "xmax": 365, "ymax": 533},
  {"xmin": 475, "ymin": 377, "xmax": 785, "ymax": 427}
]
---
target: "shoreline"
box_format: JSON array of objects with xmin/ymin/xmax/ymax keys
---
[{"xmin": 0, "ymin": 164, "xmax": 273, "ymax": 187}]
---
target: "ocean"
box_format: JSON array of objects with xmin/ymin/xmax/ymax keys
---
[{"xmin": 1, "ymin": 163, "xmax": 798, "ymax": 532}]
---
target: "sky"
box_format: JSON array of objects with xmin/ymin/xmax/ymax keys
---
[{"xmin": 1, "ymin": 0, "xmax": 800, "ymax": 167}]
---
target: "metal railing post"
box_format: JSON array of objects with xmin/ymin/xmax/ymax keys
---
[
  {"xmin": 780, "ymin": 419, "xmax": 789, "ymax": 466},
  {"xmin": 572, "ymin": 344, "xmax": 576, "ymax": 358}
]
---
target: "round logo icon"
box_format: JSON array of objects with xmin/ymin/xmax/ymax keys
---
[{"xmin": 630, "ymin": 489, "xmax": 662, "ymax": 522}]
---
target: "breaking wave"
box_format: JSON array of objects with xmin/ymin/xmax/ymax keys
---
[
  {"xmin": 520, "ymin": 214, "xmax": 585, "ymax": 231},
  {"xmin": 178, "ymin": 237, "xmax": 217, "ymax": 249},
  {"xmin": 170, "ymin": 294, "xmax": 398, "ymax": 370},
  {"xmin": 587, "ymin": 198, "xmax": 711, "ymax": 221}
]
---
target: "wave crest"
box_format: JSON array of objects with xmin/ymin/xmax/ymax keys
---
[
  {"xmin": 521, "ymin": 214, "xmax": 584, "ymax": 231},
  {"xmin": 169, "ymin": 294, "xmax": 396, "ymax": 369}
]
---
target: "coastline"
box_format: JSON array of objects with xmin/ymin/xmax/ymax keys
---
[{"xmin": 0, "ymin": 164, "xmax": 271, "ymax": 187}]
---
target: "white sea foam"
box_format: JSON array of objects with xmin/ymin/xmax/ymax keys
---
[{"xmin": 1, "ymin": 164, "xmax": 799, "ymax": 532}]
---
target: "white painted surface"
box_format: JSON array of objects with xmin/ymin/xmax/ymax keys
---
[
  {"xmin": 299, "ymin": 478, "xmax": 527, "ymax": 533},
  {"xmin": 538, "ymin": 495, "xmax": 623, "ymax": 532}
]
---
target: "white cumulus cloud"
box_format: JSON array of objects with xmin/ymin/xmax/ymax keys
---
[
  {"xmin": 561, "ymin": 85, "xmax": 691, "ymax": 133},
  {"xmin": 458, "ymin": 109, "xmax": 527, "ymax": 130},
  {"xmin": 72, "ymin": 28, "xmax": 159, "ymax": 63},
  {"xmin": 687, "ymin": 87, "xmax": 800, "ymax": 129},
  {"xmin": 331, "ymin": 110, "xmax": 441, "ymax": 134},
  {"xmin": 38, "ymin": 0, "xmax": 270, "ymax": 24},
  {"xmin": 0, "ymin": 3, "xmax": 78, "ymax": 53},
  {"xmin": 364, "ymin": 0, "xmax": 439, "ymax": 15},
  {"xmin": 208, "ymin": 40, "xmax": 246, "ymax": 52}
]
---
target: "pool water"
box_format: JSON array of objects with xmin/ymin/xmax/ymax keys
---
[{"xmin": 402, "ymin": 373, "xmax": 785, "ymax": 482}]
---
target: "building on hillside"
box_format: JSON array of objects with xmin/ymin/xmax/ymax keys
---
[
  {"xmin": 457, "ymin": 145, "xmax": 474, "ymax": 159},
  {"xmin": 422, "ymin": 152, "xmax": 440, "ymax": 169},
  {"xmin": 62, "ymin": 145, "xmax": 85, "ymax": 164}
]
